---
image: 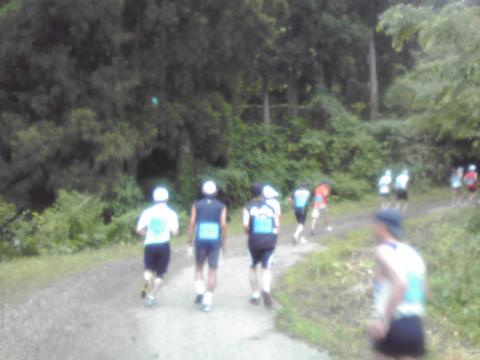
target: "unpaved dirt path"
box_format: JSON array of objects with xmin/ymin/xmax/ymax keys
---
[{"xmin": 0, "ymin": 201, "xmax": 449, "ymax": 360}]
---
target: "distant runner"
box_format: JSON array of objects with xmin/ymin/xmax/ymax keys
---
[
  {"xmin": 136, "ymin": 187, "xmax": 179, "ymax": 307},
  {"xmin": 244, "ymin": 183, "xmax": 279, "ymax": 308},
  {"xmin": 187, "ymin": 181, "xmax": 227, "ymax": 312},
  {"xmin": 395, "ymin": 169, "xmax": 410, "ymax": 213},
  {"xmin": 368, "ymin": 208, "xmax": 426, "ymax": 359},
  {"xmin": 463, "ymin": 164, "xmax": 478, "ymax": 204},
  {"xmin": 291, "ymin": 183, "xmax": 311, "ymax": 244},
  {"xmin": 450, "ymin": 167, "xmax": 464, "ymax": 207},
  {"xmin": 378, "ymin": 170, "xmax": 393, "ymax": 209},
  {"xmin": 310, "ymin": 180, "xmax": 332, "ymax": 235}
]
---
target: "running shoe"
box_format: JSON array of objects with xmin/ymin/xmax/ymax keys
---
[
  {"xmin": 300, "ymin": 237, "xmax": 307, "ymax": 244},
  {"xmin": 326, "ymin": 226, "xmax": 333, "ymax": 232},
  {"xmin": 310, "ymin": 229, "xmax": 315, "ymax": 236},
  {"xmin": 262, "ymin": 291, "xmax": 273, "ymax": 308},
  {"xmin": 250, "ymin": 297, "xmax": 261, "ymax": 306},
  {"xmin": 202, "ymin": 304, "xmax": 212, "ymax": 313},
  {"xmin": 146, "ymin": 295, "xmax": 157, "ymax": 307},
  {"xmin": 195, "ymin": 294, "xmax": 204, "ymax": 305}
]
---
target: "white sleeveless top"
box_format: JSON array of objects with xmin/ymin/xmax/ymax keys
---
[{"xmin": 374, "ymin": 242, "xmax": 426, "ymax": 319}]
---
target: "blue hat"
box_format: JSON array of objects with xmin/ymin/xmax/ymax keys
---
[
  {"xmin": 375, "ymin": 208, "xmax": 404, "ymax": 239},
  {"xmin": 251, "ymin": 183, "xmax": 264, "ymax": 197}
]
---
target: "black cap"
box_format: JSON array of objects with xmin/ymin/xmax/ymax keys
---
[
  {"xmin": 251, "ymin": 183, "xmax": 264, "ymax": 198},
  {"xmin": 375, "ymin": 208, "xmax": 404, "ymax": 239}
]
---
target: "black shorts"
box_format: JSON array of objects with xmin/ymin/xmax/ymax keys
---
[
  {"xmin": 295, "ymin": 208, "xmax": 308, "ymax": 225},
  {"xmin": 396, "ymin": 189, "xmax": 408, "ymax": 201},
  {"xmin": 249, "ymin": 247, "xmax": 275, "ymax": 269},
  {"xmin": 144, "ymin": 243, "xmax": 170, "ymax": 278},
  {"xmin": 374, "ymin": 316, "xmax": 426, "ymax": 358},
  {"xmin": 195, "ymin": 242, "xmax": 221, "ymax": 269}
]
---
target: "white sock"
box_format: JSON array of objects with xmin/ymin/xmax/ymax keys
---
[
  {"xmin": 262, "ymin": 270, "xmax": 272, "ymax": 293},
  {"xmin": 203, "ymin": 291, "xmax": 213, "ymax": 305},
  {"xmin": 195, "ymin": 280, "xmax": 205, "ymax": 295},
  {"xmin": 252, "ymin": 291, "xmax": 261, "ymax": 299},
  {"xmin": 294, "ymin": 225, "xmax": 304, "ymax": 239}
]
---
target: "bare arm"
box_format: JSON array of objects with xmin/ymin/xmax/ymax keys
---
[
  {"xmin": 242, "ymin": 208, "xmax": 250, "ymax": 234},
  {"xmin": 187, "ymin": 206, "xmax": 196, "ymax": 246},
  {"xmin": 376, "ymin": 248, "xmax": 407, "ymax": 323},
  {"xmin": 220, "ymin": 207, "xmax": 227, "ymax": 251}
]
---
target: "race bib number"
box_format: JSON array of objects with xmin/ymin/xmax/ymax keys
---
[
  {"xmin": 295, "ymin": 196, "xmax": 308, "ymax": 208},
  {"xmin": 149, "ymin": 218, "xmax": 166, "ymax": 235},
  {"xmin": 315, "ymin": 195, "xmax": 324, "ymax": 203},
  {"xmin": 198, "ymin": 222, "xmax": 220, "ymax": 241},
  {"xmin": 253, "ymin": 217, "xmax": 274, "ymax": 234},
  {"xmin": 404, "ymin": 273, "xmax": 424, "ymax": 305},
  {"xmin": 466, "ymin": 178, "xmax": 475, "ymax": 186}
]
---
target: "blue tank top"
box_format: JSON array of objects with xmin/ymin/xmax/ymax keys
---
[{"xmin": 194, "ymin": 197, "xmax": 225, "ymax": 244}]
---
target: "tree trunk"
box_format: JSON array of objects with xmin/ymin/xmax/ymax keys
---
[
  {"xmin": 368, "ymin": 27, "xmax": 379, "ymax": 120},
  {"xmin": 288, "ymin": 74, "xmax": 298, "ymax": 119},
  {"xmin": 262, "ymin": 75, "xmax": 271, "ymax": 129}
]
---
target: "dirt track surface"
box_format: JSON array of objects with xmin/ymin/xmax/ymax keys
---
[{"xmin": 0, "ymin": 201, "xmax": 448, "ymax": 360}]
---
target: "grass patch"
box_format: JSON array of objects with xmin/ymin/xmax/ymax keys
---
[{"xmin": 276, "ymin": 207, "xmax": 480, "ymax": 359}]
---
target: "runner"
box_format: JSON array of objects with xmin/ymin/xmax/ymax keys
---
[
  {"xmin": 291, "ymin": 183, "xmax": 311, "ymax": 244},
  {"xmin": 136, "ymin": 187, "xmax": 179, "ymax": 307},
  {"xmin": 378, "ymin": 170, "xmax": 393, "ymax": 209},
  {"xmin": 368, "ymin": 208, "xmax": 426, "ymax": 359},
  {"xmin": 463, "ymin": 164, "xmax": 478, "ymax": 204},
  {"xmin": 244, "ymin": 183, "xmax": 279, "ymax": 308},
  {"xmin": 450, "ymin": 167, "xmax": 464, "ymax": 207},
  {"xmin": 394, "ymin": 169, "xmax": 410, "ymax": 213},
  {"xmin": 187, "ymin": 180, "xmax": 227, "ymax": 312},
  {"xmin": 310, "ymin": 180, "xmax": 332, "ymax": 235}
]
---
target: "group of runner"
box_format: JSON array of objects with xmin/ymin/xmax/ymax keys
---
[
  {"xmin": 291, "ymin": 181, "xmax": 332, "ymax": 244},
  {"xmin": 378, "ymin": 169, "xmax": 410, "ymax": 212},
  {"xmin": 450, "ymin": 164, "xmax": 478, "ymax": 207},
  {"xmin": 136, "ymin": 181, "xmax": 281, "ymax": 312},
  {"xmin": 136, "ymin": 179, "xmax": 427, "ymax": 359}
]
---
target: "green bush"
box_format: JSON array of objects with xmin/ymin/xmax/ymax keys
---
[
  {"xmin": 330, "ymin": 173, "xmax": 371, "ymax": 201},
  {"xmin": 109, "ymin": 175, "xmax": 145, "ymax": 215}
]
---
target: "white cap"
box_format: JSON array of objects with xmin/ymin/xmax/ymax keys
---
[
  {"xmin": 469, "ymin": 164, "xmax": 477, "ymax": 171},
  {"xmin": 153, "ymin": 187, "xmax": 169, "ymax": 202},
  {"xmin": 202, "ymin": 181, "xmax": 217, "ymax": 196},
  {"xmin": 386, "ymin": 169, "xmax": 392, "ymax": 176},
  {"xmin": 263, "ymin": 185, "xmax": 279, "ymax": 199}
]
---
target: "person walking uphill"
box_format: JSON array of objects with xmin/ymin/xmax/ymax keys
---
[
  {"xmin": 291, "ymin": 183, "xmax": 311, "ymax": 244},
  {"xmin": 310, "ymin": 180, "xmax": 332, "ymax": 235},
  {"xmin": 368, "ymin": 209, "xmax": 427, "ymax": 359},
  {"xmin": 244, "ymin": 183, "xmax": 279, "ymax": 308},
  {"xmin": 187, "ymin": 181, "xmax": 227, "ymax": 312},
  {"xmin": 378, "ymin": 170, "xmax": 393, "ymax": 209},
  {"xmin": 136, "ymin": 187, "xmax": 179, "ymax": 307}
]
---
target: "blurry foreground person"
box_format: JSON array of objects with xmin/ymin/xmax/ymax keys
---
[
  {"xmin": 378, "ymin": 170, "xmax": 393, "ymax": 209},
  {"xmin": 244, "ymin": 184, "xmax": 279, "ymax": 308},
  {"xmin": 136, "ymin": 187, "xmax": 179, "ymax": 307},
  {"xmin": 188, "ymin": 181, "xmax": 227, "ymax": 312},
  {"xmin": 368, "ymin": 209, "xmax": 426, "ymax": 359}
]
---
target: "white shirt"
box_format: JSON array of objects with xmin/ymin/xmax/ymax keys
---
[
  {"xmin": 266, "ymin": 198, "xmax": 281, "ymax": 216},
  {"xmin": 374, "ymin": 242, "xmax": 426, "ymax": 319},
  {"xmin": 395, "ymin": 174, "xmax": 410, "ymax": 190},
  {"xmin": 293, "ymin": 189, "xmax": 310, "ymax": 208},
  {"xmin": 137, "ymin": 203, "xmax": 179, "ymax": 245},
  {"xmin": 378, "ymin": 175, "xmax": 392, "ymax": 194}
]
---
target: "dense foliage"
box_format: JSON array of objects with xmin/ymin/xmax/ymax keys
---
[{"xmin": 0, "ymin": 0, "xmax": 477, "ymax": 258}]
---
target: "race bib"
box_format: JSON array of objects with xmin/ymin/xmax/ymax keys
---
[
  {"xmin": 253, "ymin": 217, "xmax": 274, "ymax": 234},
  {"xmin": 404, "ymin": 273, "xmax": 424, "ymax": 305},
  {"xmin": 315, "ymin": 195, "xmax": 324, "ymax": 203},
  {"xmin": 149, "ymin": 218, "xmax": 166, "ymax": 235},
  {"xmin": 295, "ymin": 196, "xmax": 308, "ymax": 208},
  {"xmin": 198, "ymin": 222, "xmax": 220, "ymax": 241}
]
